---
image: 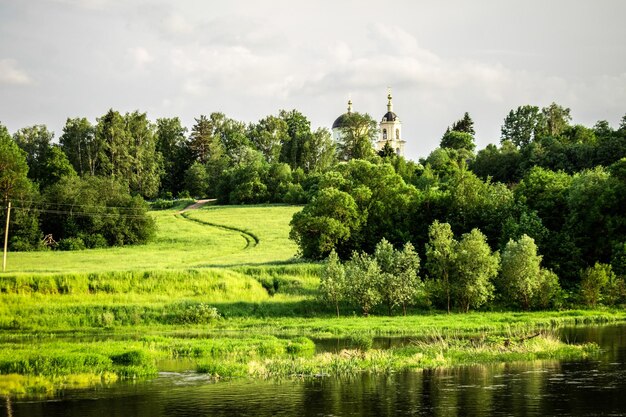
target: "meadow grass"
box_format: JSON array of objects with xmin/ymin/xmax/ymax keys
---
[
  {"xmin": 2, "ymin": 204, "xmax": 303, "ymax": 273},
  {"xmin": 0, "ymin": 203, "xmax": 623, "ymax": 397}
]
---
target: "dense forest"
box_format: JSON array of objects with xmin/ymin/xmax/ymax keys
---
[{"xmin": 1, "ymin": 103, "xmax": 626, "ymax": 309}]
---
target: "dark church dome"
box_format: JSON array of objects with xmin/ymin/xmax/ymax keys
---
[
  {"xmin": 332, "ymin": 99, "xmax": 353, "ymax": 130},
  {"xmin": 332, "ymin": 113, "xmax": 350, "ymax": 129},
  {"xmin": 381, "ymin": 111, "xmax": 398, "ymax": 122}
]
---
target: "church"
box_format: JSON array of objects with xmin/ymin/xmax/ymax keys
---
[{"xmin": 331, "ymin": 93, "xmax": 407, "ymax": 157}]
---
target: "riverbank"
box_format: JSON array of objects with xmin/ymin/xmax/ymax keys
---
[{"xmin": 1, "ymin": 310, "xmax": 620, "ymax": 397}]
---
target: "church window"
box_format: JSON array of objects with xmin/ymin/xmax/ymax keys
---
[{"xmin": 383, "ymin": 129, "xmax": 387, "ymax": 139}]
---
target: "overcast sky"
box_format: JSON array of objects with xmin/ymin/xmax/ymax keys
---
[{"xmin": 1, "ymin": 0, "xmax": 625, "ymax": 160}]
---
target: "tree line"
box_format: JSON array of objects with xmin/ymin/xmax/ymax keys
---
[
  {"xmin": 293, "ymin": 104, "xmax": 626, "ymax": 310},
  {"xmin": 1, "ymin": 101, "xmax": 625, "ymax": 312}
]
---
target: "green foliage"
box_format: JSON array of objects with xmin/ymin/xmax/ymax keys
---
[
  {"xmin": 41, "ymin": 146, "xmax": 77, "ymax": 189},
  {"xmin": 426, "ymin": 221, "xmax": 456, "ymax": 313},
  {"xmin": 183, "ymin": 162, "xmax": 209, "ymax": 198},
  {"xmin": 440, "ymin": 130, "xmax": 475, "ymax": 152},
  {"xmin": 471, "ymin": 141, "xmax": 522, "ymax": 183},
  {"xmin": 450, "ymin": 112, "xmax": 476, "ymax": 136},
  {"xmin": 534, "ymin": 269, "xmax": 563, "ymax": 309},
  {"xmin": 452, "ymin": 229, "xmax": 499, "ymax": 312},
  {"xmin": 374, "ymin": 239, "xmax": 421, "ymax": 315},
  {"xmin": 0, "ymin": 123, "xmax": 31, "ymax": 201},
  {"xmin": 94, "ymin": 109, "xmax": 163, "ymax": 198},
  {"xmin": 175, "ymin": 302, "xmax": 221, "ymax": 324},
  {"xmin": 499, "ymin": 235, "xmax": 544, "ymax": 310},
  {"xmin": 290, "ymin": 187, "xmax": 361, "ymax": 259},
  {"xmin": 57, "ymin": 237, "xmax": 86, "ymax": 251},
  {"xmin": 337, "ymin": 112, "xmax": 378, "ymax": 160},
  {"xmin": 579, "ymin": 263, "xmax": 613, "ymax": 307},
  {"xmin": 155, "ymin": 117, "xmax": 188, "ymax": 196},
  {"xmin": 12, "ymin": 124, "xmax": 54, "ymax": 184},
  {"xmin": 319, "ymin": 250, "xmax": 346, "ymax": 316},
  {"xmin": 41, "ymin": 176, "xmax": 156, "ymax": 247},
  {"xmin": 59, "ymin": 117, "xmax": 97, "ymax": 176},
  {"xmin": 345, "ymin": 251, "xmax": 381, "ymax": 316},
  {"xmin": 501, "ymin": 105, "xmax": 544, "ymax": 147}
]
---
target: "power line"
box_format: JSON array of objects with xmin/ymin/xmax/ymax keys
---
[
  {"xmin": 10, "ymin": 206, "xmax": 149, "ymax": 219},
  {"xmin": 7, "ymin": 199, "xmax": 149, "ymax": 213}
]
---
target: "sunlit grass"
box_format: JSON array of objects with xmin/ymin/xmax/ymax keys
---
[{"xmin": 3, "ymin": 204, "xmax": 303, "ymax": 273}]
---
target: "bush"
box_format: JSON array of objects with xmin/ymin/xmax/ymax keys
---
[
  {"xmin": 176, "ymin": 302, "xmax": 221, "ymax": 324},
  {"xmin": 580, "ymin": 263, "xmax": 613, "ymax": 307},
  {"xmin": 58, "ymin": 237, "xmax": 86, "ymax": 251},
  {"xmin": 82, "ymin": 234, "xmax": 108, "ymax": 249},
  {"xmin": 150, "ymin": 198, "xmax": 176, "ymax": 210}
]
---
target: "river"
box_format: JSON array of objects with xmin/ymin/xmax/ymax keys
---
[{"xmin": 6, "ymin": 324, "xmax": 626, "ymax": 417}]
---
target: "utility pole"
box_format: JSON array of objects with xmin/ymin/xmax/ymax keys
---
[{"xmin": 3, "ymin": 201, "xmax": 11, "ymax": 272}]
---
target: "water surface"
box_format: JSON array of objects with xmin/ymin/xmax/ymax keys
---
[{"xmin": 6, "ymin": 324, "xmax": 626, "ymax": 417}]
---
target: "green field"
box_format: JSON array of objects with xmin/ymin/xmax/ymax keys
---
[
  {"xmin": 5, "ymin": 203, "xmax": 303, "ymax": 273},
  {"xmin": 1, "ymin": 202, "xmax": 624, "ymax": 397}
]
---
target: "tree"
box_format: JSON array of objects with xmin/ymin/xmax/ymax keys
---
[
  {"xmin": 451, "ymin": 112, "xmax": 475, "ymax": 136},
  {"xmin": 248, "ymin": 115, "xmax": 288, "ymax": 163},
  {"xmin": 12, "ymin": 124, "xmax": 54, "ymax": 183},
  {"xmin": 40, "ymin": 146, "xmax": 77, "ymax": 189},
  {"xmin": 425, "ymin": 220, "xmax": 456, "ymax": 313},
  {"xmin": 471, "ymin": 141, "xmax": 522, "ymax": 184},
  {"xmin": 0, "ymin": 124, "xmax": 30, "ymax": 202},
  {"xmin": 124, "ymin": 111, "xmax": 163, "ymax": 198},
  {"xmin": 184, "ymin": 162, "xmax": 209, "ymax": 198},
  {"xmin": 279, "ymin": 109, "xmax": 312, "ymax": 169},
  {"xmin": 515, "ymin": 166, "xmax": 573, "ymax": 231},
  {"xmin": 289, "ymin": 187, "xmax": 362, "ymax": 259},
  {"xmin": 188, "ymin": 115, "xmax": 213, "ymax": 164},
  {"xmin": 60, "ymin": 117, "xmax": 98, "ymax": 176},
  {"xmin": 579, "ymin": 262, "xmax": 613, "ymax": 307},
  {"xmin": 500, "ymin": 105, "xmax": 544, "ymax": 147},
  {"xmin": 345, "ymin": 251, "xmax": 381, "ymax": 316},
  {"xmin": 319, "ymin": 250, "xmax": 346, "ymax": 317},
  {"xmin": 337, "ymin": 112, "xmax": 378, "ymax": 160},
  {"xmin": 155, "ymin": 117, "xmax": 188, "ymax": 196},
  {"xmin": 499, "ymin": 235, "xmax": 543, "ymax": 310},
  {"xmin": 452, "ymin": 229, "xmax": 499, "ymax": 312},
  {"xmin": 94, "ymin": 110, "xmax": 162, "ymax": 198},
  {"xmin": 440, "ymin": 130, "xmax": 475, "ymax": 152},
  {"xmin": 374, "ymin": 239, "xmax": 421, "ymax": 315},
  {"xmin": 378, "ymin": 141, "xmax": 395, "ymax": 158},
  {"xmin": 42, "ymin": 176, "xmax": 156, "ymax": 247},
  {"xmin": 300, "ymin": 128, "xmax": 337, "ymax": 173},
  {"xmin": 541, "ymin": 102, "xmax": 572, "ymax": 137}
]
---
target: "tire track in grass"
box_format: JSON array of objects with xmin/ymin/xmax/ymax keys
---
[{"xmin": 178, "ymin": 212, "xmax": 259, "ymax": 250}]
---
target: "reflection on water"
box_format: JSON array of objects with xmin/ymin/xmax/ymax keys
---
[{"xmin": 7, "ymin": 324, "xmax": 626, "ymax": 417}]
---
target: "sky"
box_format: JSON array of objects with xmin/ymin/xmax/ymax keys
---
[{"xmin": 1, "ymin": 0, "xmax": 625, "ymax": 160}]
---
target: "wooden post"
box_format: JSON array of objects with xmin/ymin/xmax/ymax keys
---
[{"xmin": 3, "ymin": 201, "xmax": 10, "ymax": 273}]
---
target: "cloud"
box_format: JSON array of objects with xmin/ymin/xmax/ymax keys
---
[
  {"xmin": 47, "ymin": 0, "xmax": 121, "ymax": 11},
  {"xmin": 128, "ymin": 47, "xmax": 154, "ymax": 70},
  {"xmin": 0, "ymin": 59, "xmax": 32, "ymax": 85}
]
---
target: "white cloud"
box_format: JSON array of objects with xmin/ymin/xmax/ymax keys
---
[
  {"xmin": 0, "ymin": 59, "xmax": 32, "ymax": 85},
  {"xmin": 48, "ymin": 0, "xmax": 121, "ymax": 11},
  {"xmin": 162, "ymin": 13, "xmax": 195, "ymax": 36},
  {"xmin": 129, "ymin": 47, "xmax": 154, "ymax": 70}
]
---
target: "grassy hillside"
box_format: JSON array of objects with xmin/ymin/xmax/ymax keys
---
[
  {"xmin": 1, "ymin": 203, "xmax": 624, "ymax": 397},
  {"xmin": 3, "ymin": 204, "xmax": 302, "ymax": 273}
]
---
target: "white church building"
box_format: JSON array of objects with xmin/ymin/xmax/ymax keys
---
[{"xmin": 331, "ymin": 93, "xmax": 407, "ymax": 157}]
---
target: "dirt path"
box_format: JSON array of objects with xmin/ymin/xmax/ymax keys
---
[{"xmin": 177, "ymin": 198, "xmax": 215, "ymax": 213}]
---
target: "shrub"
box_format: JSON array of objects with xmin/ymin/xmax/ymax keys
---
[
  {"xmin": 177, "ymin": 302, "xmax": 221, "ymax": 324},
  {"xmin": 58, "ymin": 237, "xmax": 86, "ymax": 251}
]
